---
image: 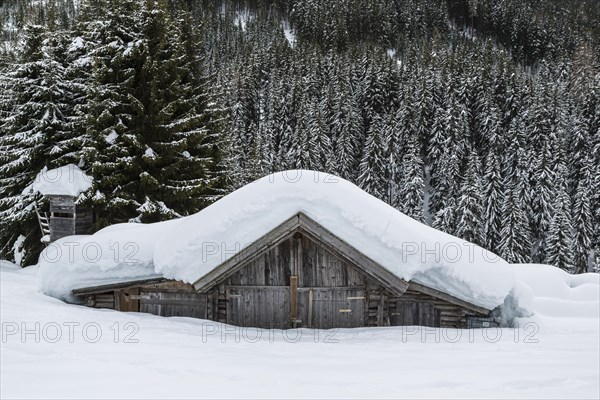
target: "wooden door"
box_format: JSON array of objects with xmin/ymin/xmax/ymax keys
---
[
  {"xmin": 298, "ymin": 287, "xmax": 366, "ymax": 329},
  {"xmin": 117, "ymin": 288, "xmax": 139, "ymax": 312},
  {"xmin": 226, "ymin": 286, "xmax": 291, "ymax": 329}
]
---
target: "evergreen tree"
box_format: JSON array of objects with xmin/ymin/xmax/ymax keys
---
[
  {"xmin": 455, "ymin": 151, "xmax": 485, "ymax": 247},
  {"xmin": 545, "ymin": 164, "xmax": 575, "ymax": 273},
  {"xmin": 357, "ymin": 113, "xmax": 388, "ymax": 198},
  {"xmin": 482, "ymin": 151, "xmax": 504, "ymax": 254},
  {"xmin": 0, "ymin": 24, "xmax": 75, "ymax": 265},
  {"xmin": 572, "ymin": 161, "xmax": 594, "ymax": 273},
  {"xmin": 498, "ymin": 177, "xmax": 532, "ymax": 264},
  {"xmin": 396, "ymin": 128, "xmax": 425, "ymax": 223},
  {"xmin": 87, "ymin": 1, "xmax": 222, "ymax": 226}
]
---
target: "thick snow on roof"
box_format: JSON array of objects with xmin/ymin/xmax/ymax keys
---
[
  {"xmin": 30, "ymin": 164, "xmax": 92, "ymax": 197},
  {"xmin": 38, "ymin": 221, "xmax": 174, "ymax": 300},
  {"xmin": 39, "ymin": 170, "xmax": 517, "ymax": 310}
]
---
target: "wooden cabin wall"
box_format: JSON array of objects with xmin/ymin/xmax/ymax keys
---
[
  {"xmin": 77, "ymin": 233, "xmax": 492, "ymax": 329},
  {"xmin": 48, "ymin": 195, "xmax": 93, "ymax": 240},
  {"xmin": 137, "ymin": 281, "xmax": 208, "ymax": 319},
  {"xmin": 388, "ymin": 287, "xmax": 487, "ymax": 329}
]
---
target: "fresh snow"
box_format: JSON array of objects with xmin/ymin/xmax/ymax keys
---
[
  {"xmin": 12, "ymin": 235, "xmax": 25, "ymax": 266},
  {"xmin": 40, "ymin": 171, "xmax": 517, "ymax": 314},
  {"xmin": 27, "ymin": 164, "xmax": 92, "ymax": 197},
  {"xmin": 68, "ymin": 36, "xmax": 84, "ymax": 52},
  {"xmin": 233, "ymin": 8, "xmax": 253, "ymax": 32},
  {"xmin": 513, "ymin": 264, "xmax": 600, "ymax": 319},
  {"xmin": 105, "ymin": 130, "xmax": 119, "ymax": 144},
  {"xmin": 144, "ymin": 147, "xmax": 156, "ymax": 159},
  {"xmin": 281, "ymin": 20, "xmax": 296, "ymax": 47},
  {"xmin": 2, "ymin": 261, "xmax": 599, "ymax": 399}
]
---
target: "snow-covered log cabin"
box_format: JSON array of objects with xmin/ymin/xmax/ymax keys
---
[{"xmin": 39, "ymin": 171, "xmax": 520, "ymax": 329}]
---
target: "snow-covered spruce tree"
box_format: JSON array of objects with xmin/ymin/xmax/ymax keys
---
[
  {"xmin": 307, "ymin": 99, "xmax": 333, "ymax": 172},
  {"xmin": 0, "ymin": 24, "xmax": 77, "ymax": 265},
  {"xmin": 498, "ymin": 142, "xmax": 533, "ymax": 264},
  {"xmin": 291, "ymin": 96, "xmax": 315, "ymax": 170},
  {"xmin": 357, "ymin": 112, "xmax": 388, "ymax": 199},
  {"xmin": 330, "ymin": 75, "xmax": 361, "ymax": 181},
  {"xmin": 432, "ymin": 197, "xmax": 457, "ymax": 236},
  {"xmin": 87, "ymin": 0, "xmax": 221, "ymax": 226},
  {"xmin": 498, "ymin": 177, "xmax": 532, "ymax": 264},
  {"xmin": 544, "ymin": 163, "xmax": 576, "ymax": 273},
  {"xmin": 482, "ymin": 151, "xmax": 504, "ymax": 254},
  {"xmin": 396, "ymin": 124, "xmax": 425, "ymax": 223},
  {"xmin": 572, "ymin": 160, "xmax": 594, "ymax": 273},
  {"xmin": 386, "ymin": 100, "xmax": 406, "ymax": 207},
  {"xmin": 82, "ymin": 0, "xmax": 143, "ymax": 226},
  {"xmin": 455, "ymin": 150, "xmax": 485, "ymax": 247},
  {"xmin": 428, "ymin": 81, "xmax": 467, "ymax": 221},
  {"xmin": 529, "ymin": 128, "xmax": 556, "ymax": 263}
]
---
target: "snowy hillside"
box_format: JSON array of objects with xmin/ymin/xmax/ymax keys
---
[{"xmin": 1, "ymin": 260, "xmax": 598, "ymax": 399}]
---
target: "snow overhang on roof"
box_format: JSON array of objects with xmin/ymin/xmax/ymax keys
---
[{"xmin": 27, "ymin": 164, "xmax": 93, "ymax": 197}]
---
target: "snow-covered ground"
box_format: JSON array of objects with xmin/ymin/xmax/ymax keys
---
[{"xmin": 1, "ymin": 261, "xmax": 598, "ymax": 399}]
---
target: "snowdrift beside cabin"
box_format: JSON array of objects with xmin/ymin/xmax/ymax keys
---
[
  {"xmin": 40, "ymin": 170, "xmax": 518, "ymax": 312},
  {"xmin": 513, "ymin": 264, "xmax": 600, "ymax": 319}
]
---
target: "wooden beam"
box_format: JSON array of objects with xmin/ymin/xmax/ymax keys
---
[
  {"xmin": 290, "ymin": 275, "xmax": 298, "ymax": 322},
  {"xmin": 307, "ymin": 288, "xmax": 313, "ymax": 329},
  {"xmin": 408, "ymin": 281, "xmax": 491, "ymax": 316},
  {"xmin": 72, "ymin": 278, "xmax": 166, "ymax": 296}
]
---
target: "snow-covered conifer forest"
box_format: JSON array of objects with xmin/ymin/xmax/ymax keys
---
[{"xmin": 0, "ymin": 0, "xmax": 598, "ymax": 272}]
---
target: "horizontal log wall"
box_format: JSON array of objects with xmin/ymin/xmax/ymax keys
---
[
  {"xmin": 85, "ymin": 293, "xmax": 115, "ymax": 309},
  {"xmin": 388, "ymin": 288, "xmax": 485, "ymax": 328},
  {"xmin": 138, "ymin": 280, "xmax": 208, "ymax": 319}
]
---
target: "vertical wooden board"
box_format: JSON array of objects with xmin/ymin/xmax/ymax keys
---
[
  {"xmin": 403, "ymin": 302, "xmax": 418, "ymax": 325},
  {"xmin": 279, "ymin": 240, "xmax": 291, "ymax": 286},
  {"xmin": 390, "ymin": 301, "xmax": 403, "ymax": 326},
  {"xmin": 297, "ymin": 290, "xmax": 308, "ymax": 327},
  {"xmin": 256, "ymin": 255, "xmax": 266, "ymax": 286},
  {"xmin": 129, "ymin": 288, "xmax": 139, "ymax": 312}
]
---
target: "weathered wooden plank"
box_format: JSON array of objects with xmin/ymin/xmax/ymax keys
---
[
  {"xmin": 290, "ymin": 276, "xmax": 298, "ymax": 322},
  {"xmin": 93, "ymin": 302, "xmax": 115, "ymax": 309},
  {"xmin": 50, "ymin": 203, "xmax": 76, "ymax": 213}
]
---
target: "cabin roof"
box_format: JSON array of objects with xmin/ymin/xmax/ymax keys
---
[{"xmin": 42, "ymin": 170, "xmax": 517, "ymax": 311}]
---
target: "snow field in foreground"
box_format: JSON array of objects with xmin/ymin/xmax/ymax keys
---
[{"xmin": 2, "ymin": 262, "xmax": 599, "ymax": 399}]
